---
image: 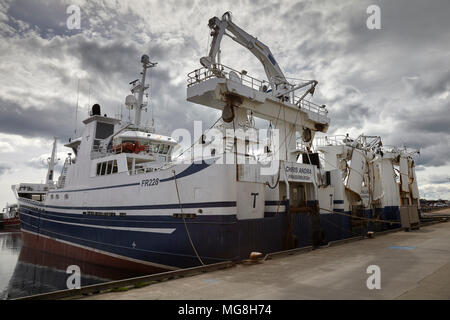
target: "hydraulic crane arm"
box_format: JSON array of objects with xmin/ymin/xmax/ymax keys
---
[{"xmin": 201, "ymin": 12, "xmax": 288, "ymax": 89}]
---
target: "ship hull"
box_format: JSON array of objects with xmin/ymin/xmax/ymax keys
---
[
  {"xmin": 19, "ymin": 202, "xmax": 238, "ymax": 270},
  {"xmin": 18, "ymin": 199, "xmax": 400, "ymax": 274},
  {"xmin": 20, "ymin": 229, "xmax": 172, "ymax": 274}
]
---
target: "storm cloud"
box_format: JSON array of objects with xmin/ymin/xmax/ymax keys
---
[
  {"xmin": 428, "ymin": 175, "xmax": 450, "ymax": 185},
  {"xmin": 0, "ymin": 97, "xmax": 76, "ymax": 138},
  {"xmin": 0, "ymin": 163, "xmax": 11, "ymax": 176}
]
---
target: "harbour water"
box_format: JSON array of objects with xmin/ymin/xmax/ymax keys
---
[
  {"xmin": 0, "ymin": 231, "xmax": 21, "ymax": 299},
  {"xmin": 0, "ymin": 229, "xmax": 149, "ymax": 299}
]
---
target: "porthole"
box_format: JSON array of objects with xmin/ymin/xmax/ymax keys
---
[{"xmin": 64, "ymin": 194, "xmax": 69, "ymax": 200}]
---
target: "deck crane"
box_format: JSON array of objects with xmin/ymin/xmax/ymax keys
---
[
  {"xmin": 200, "ymin": 12, "xmax": 317, "ymax": 98},
  {"xmin": 188, "ymin": 12, "xmax": 329, "ymax": 162}
]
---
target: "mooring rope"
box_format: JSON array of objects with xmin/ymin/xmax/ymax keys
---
[
  {"xmin": 319, "ymin": 213, "xmax": 366, "ymax": 238},
  {"xmin": 172, "ymin": 170, "xmax": 205, "ymax": 266},
  {"xmin": 266, "ymin": 161, "xmax": 281, "ymax": 190},
  {"xmin": 318, "ymin": 206, "xmax": 401, "ymax": 225}
]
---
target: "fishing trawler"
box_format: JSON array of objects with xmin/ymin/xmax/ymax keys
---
[
  {"xmin": 12, "ymin": 12, "xmax": 420, "ymax": 273},
  {"xmin": 1, "ymin": 204, "xmax": 20, "ymax": 229}
]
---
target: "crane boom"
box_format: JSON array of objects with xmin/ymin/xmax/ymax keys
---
[{"xmin": 201, "ymin": 12, "xmax": 288, "ymax": 90}]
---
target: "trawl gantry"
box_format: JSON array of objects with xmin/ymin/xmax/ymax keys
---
[{"xmin": 313, "ymin": 134, "xmax": 421, "ymax": 232}]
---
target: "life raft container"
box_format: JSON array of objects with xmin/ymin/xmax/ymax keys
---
[{"xmin": 113, "ymin": 141, "xmax": 146, "ymax": 154}]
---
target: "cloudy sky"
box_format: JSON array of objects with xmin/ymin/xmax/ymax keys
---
[{"xmin": 0, "ymin": 0, "xmax": 449, "ymax": 206}]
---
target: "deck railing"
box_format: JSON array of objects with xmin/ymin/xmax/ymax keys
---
[
  {"xmin": 187, "ymin": 64, "xmax": 328, "ymax": 120},
  {"xmin": 187, "ymin": 64, "xmax": 266, "ymax": 92},
  {"xmin": 128, "ymin": 167, "xmax": 155, "ymax": 175},
  {"xmin": 296, "ymin": 99, "xmax": 328, "ymax": 121},
  {"xmin": 313, "ymin": 135, "xmax": 350, "ymax": 148}
]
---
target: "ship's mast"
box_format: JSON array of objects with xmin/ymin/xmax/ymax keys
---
[
  {"xmin": 45, "ymin": 137, "xmax": 58, "ymax": 187},
  {"xmin": 134, "ymin": 54, "xmax": 157, "ymax": 127}
]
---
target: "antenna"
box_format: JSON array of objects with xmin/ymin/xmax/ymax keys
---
[
  {"xmin": 46, "ymin": 137, "xmax": 58, "ymax": 187},
  {"xmin": 132, "ymin": 54, "xmax": 157, "ymax": 127},
  {"xmin": 147, "ymin": 64, "xmax": 155, "ymax": 131},
  {"xmin": 75, "ymin": 79, "xmax": 80, "ymax": 136},
  {"xmin": 151, "ymin": 94, "xmax": 155, "ymax": 129}
]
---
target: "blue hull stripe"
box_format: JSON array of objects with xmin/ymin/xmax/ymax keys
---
[
  {"xmin": 20, "ymin": 212, "xmax": 177, "ymax": 234},
  {"xmin": 160, "ymin": 160, "xmax": 213, "ymax": 182},
  {"xmin": 40, "ymin": 201, "xmax": 237, "ymax": 211},
  {"xmin": 21, "ymin": 198, "xmax": 282, "ymax": 210},
  {"xmin": 49, "ymin": 160, "xmax": 216, "ymax": 194},
  {"xmin": 20, "ymin": 205, "xmax": 237, "ymax": 228},
  {"xmin": 264, "ymin": 200, "xmax": 288, "ymax": 206}
]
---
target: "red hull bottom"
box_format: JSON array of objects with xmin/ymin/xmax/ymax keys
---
[
  {"xmin": 21, "ymin": 230, "xmax": 175, "ymax": 280},
  {"xmin": 1, "ymin": 217, "xmax": 20, "ymax": 228}
]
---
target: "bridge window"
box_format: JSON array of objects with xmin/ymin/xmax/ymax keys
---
[
  {"xmin": 100, "ymin": 162, "xmax": 107, "ymax": 175},
  {"xmin": 112, "ymin": 161, "xmax": 118, "ymax": 173},
  {"xmin": 95, "ymin": 122, "xmax": 114, "ymax": 139},
  {"xmin": 106, "ymin": 160, "xmax": 113, "ymax": 174},
  {"xmin": 148, "ymin": 143, "xmax": 160, "ymax": 153},
  {"xmin": 96, "ymin": 160, "xmax": 118, "ymax": 176},
  {"xmin": 160, "ymin": 144, "xmax": 170, "ymax": 155}
]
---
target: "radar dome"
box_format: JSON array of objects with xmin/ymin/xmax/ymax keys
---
[
  {"xmin": 141, "ymin": 54, "xmax": 150, "ymax": 64},
  {"xmin": 92, "ymin": 104, "xmax": 101, "ymax": 116},
  {"xmin": 125, "ymin": 95, "xmax": 137, "ymax": 110}
]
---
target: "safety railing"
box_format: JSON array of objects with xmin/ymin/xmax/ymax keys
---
[
  {"xmin": 128, "ymin": 167, "xmax": 156, "ymax": 175},
  {"xmin": 90, "ymin": 145, "xmax": 108, "ymax": 157},
  {"xmin": 296, "ymin": 99, "xmax": 329, "ymax": 121},
  {"xmin": 313, "ymin": 135, "xmax": 350, "ymax": 148},
  {"xmin": 17, "ymin": 185, "xmax": 49, "ymax": 192},
  {"xmin": 128, "ymin": 160, "xmax": 177, "ymax": 176},
  {"xmin": 187, "ymin": 64, "xmax": 267, "ymax": 92},
  {"xmin": 188, "ymin": 63, "xmax": 328, "ymax": 121}
]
